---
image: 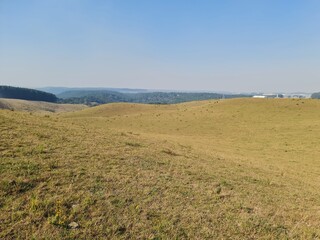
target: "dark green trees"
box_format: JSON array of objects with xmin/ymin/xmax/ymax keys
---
[{"xmin": 0, "ymin": 86, "xmax": 58, "ymax": 102}]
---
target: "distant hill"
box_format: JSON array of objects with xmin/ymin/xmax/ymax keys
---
[
  {"xmin": 0, "ymin": 86, "xmax": 58, "ymax": 102},
  {"xmin": 58, "ymin": 90, "xmax": 252, "ymax": 105},
  {"xmin": 58, "ymin": 90, "xmax": 124, "ymax": 99},
  {"xmin": 0, "ymin": 86, "xmax": 252, "ymax": 106},
  {"xmin": 38, "ymin": 87, "xmax": 149, "ymax": 95}
]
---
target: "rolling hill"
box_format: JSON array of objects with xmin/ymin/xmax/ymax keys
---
[
  {"xmin": 1, "ymin": 98, "xmax": 320, "ymax": 239},
  {"xmin": 0, "ymin": 98, "xmax": 87, "ymax": 113},
  {"xmin": 38, "ymin": 87, "xmax": 150, "ymax": 95}
]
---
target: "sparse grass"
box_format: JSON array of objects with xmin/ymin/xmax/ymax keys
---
[
  {"xmin": 1, "ymin": 99, "xmax": 320, "ymax": 239},
  {"xmin": 0, "ymin": 98, "xmax": 87, "ymax": 113},
  {"xmin": 161, "ymin": 149, "xmax": 180, "ymax": 156}
]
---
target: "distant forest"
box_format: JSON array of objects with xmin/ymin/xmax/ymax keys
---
[
  {"xmin": 0, "ymin": 86, "xmax": 58, "ymax": 103},
  {"xmin": 58, "ymin": 90, "xmax": 252, "ymax": 105},
  {"xmin": 311, "ymin": 92, "xmax": 320, "ymax": 99},
  {"xmin": 0, "ymin": 86, "xmax": 270, "ymax": 105}
]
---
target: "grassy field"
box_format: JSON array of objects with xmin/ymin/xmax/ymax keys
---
[
  {"xmin": 1, "ymin": 98, "xmax": 320, "ymax": 239},
  {"xmin": 0, "ymin": 98, "xmax": 87, "ymax": 113}
]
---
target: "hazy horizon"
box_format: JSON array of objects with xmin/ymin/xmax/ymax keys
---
[
  {"xmin": 1, "ymin": 1, "xmax": 320, "ymax": 93},
  {"xmin": 2, "ymin": 85, "xmax": 312, "ymax": 94}
]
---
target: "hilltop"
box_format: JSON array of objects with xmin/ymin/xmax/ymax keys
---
[
  {"xmin": 0, "ymin": 98, "xmax": 87, "ymax": 113},
  {"xmin": 1, "ymin": 98, "xmax": 320, "ymax": 239}
]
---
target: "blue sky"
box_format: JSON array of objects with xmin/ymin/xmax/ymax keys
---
[{"xmin": 1, "ymin": 0, "xmax": 320, "ymax": 92}]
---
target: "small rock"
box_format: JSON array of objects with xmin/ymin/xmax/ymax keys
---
[
  {"xmin": 69, "ymin": 222, "xmax": 79, "ymax": 229},
  {"xmin": 116, "ymin": 226, "xmax": 126, "ymax": 235},
  {"xmin": 215, "ymin": 186, "xmax": 222, "ymax": 194},
  {"xmin": 72, "ymin": 204, "xmax": 80, "ymax": 212}
]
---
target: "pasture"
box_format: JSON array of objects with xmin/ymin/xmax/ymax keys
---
[{"xmin": 1, "ymin": 98, "xmax": 320, "ymax": 239}]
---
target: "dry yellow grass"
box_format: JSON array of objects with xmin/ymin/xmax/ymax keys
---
[
  {"xmin": 1, "ymin": 98, "xmax": 320, "ymax": 239},
  {"xmin": 0, "ymin": 98, "xmax": 87, "ymax": 113}
]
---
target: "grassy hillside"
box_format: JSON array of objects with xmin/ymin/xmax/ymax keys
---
[
  {"xmin": 0, "ymin": 98, "xmax": 87, "ymax": 113},
  {"xmin": 1, "ymin": 98, "xmax": 320, "ymax": 239}
]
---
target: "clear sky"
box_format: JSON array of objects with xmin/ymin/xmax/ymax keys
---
[{"xmin": 1, "ymin": 0, "xmax": 320, "ymax": 92}]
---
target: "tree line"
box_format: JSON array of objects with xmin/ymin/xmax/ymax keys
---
[
  {"xmin": 58, "ymin": 90, "xmax": 252, "ymax": 105},
  {"xmin": 0, "ymin": 86, "xmax": 58, "ymax": 103}
]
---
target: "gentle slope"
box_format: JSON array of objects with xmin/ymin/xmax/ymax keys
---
[{"xmin": 1, "ymin": 98, "xmax": 320, "ymax": 239}]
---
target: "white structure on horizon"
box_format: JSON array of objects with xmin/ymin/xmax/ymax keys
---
[
  {"xmin": 253, "ymin": 94, "xmax": 283, "ymax": 99},
  {"xmin": 253, "ymin": 95, "xmax": 266, "ymax": 98}
]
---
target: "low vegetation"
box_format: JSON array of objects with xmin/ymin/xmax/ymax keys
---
[{"xmin": 1, "ymin": 98, "xmax": 320, "ymax": 239}]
